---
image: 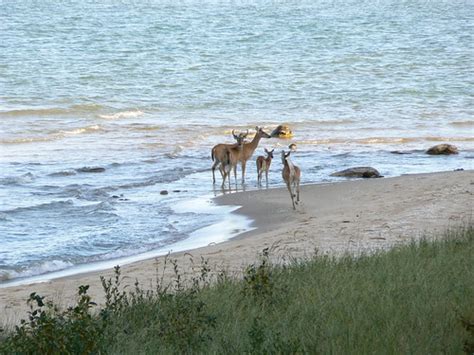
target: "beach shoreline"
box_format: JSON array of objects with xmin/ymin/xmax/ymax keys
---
[{"xmin": 1, "ymin": 170, "xmax": 472, "ymax": 326}]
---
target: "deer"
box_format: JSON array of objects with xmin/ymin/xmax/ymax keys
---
[
  {"xmin": 238, "ymin": 126, "xmax": 271, "ymax": 184},
  {"xmin": 281, "ymin": 150, "xmax": 301, "ymax": 210},
  {"xmin": 256, "ymin": 148, "xmax": 274, "ymax": 186},
  {"xmin": 219, "ymin": 138, "xmax": 247, "ymax": 188},
  {"xmin": 211, "ymin": 130, "xmax": 248, "ymax": 185}
]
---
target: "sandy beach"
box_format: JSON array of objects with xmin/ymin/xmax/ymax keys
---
[{"xmin": 1, "ymin": 170, "xmax": 472, "ymax": 326}]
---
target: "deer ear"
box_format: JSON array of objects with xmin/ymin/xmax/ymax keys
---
[
  {"xmin": 264, "ymin": 148, "xmax": 269, "ymax": 153},
  {"xmin": 271, "ymin": 149, "xmax": 275, "ymax": 153}
]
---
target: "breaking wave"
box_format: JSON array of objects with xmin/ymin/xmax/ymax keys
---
[
  {"xmin": 1, "ymin": 125, "xmax": 103, "ymax": 144},
  {"xmin": 0, "ymin": 104, "xmax": 105, "ymax": 117},
  {"xmin": 98, "ymin": 110, "xmax": 144, "ymax": 120},
  {"xmin": 0, "ymin": 260, "xmax": 74, "ymax": 282},
  {"xmin": 0, "ymin": 173, "xmax": 35, "ymax": 186}
]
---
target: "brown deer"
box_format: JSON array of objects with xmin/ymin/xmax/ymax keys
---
[
  {"xmin": 211, "ymin": 130, "xmax": 248, "ymax": 184},
  {"xmin": 281, "ymin": 150, "xmax": 301, "ymax": 210},
  {"xmin": 256, "ymin": 148, "xmax": 274, "ymax": 186},
  {"xmin": 219, "ymin": 138, "xmax": 247, "ymax": 188},
  {"xmin": 238, "ymin": 126, "xmax": 271, "ymax": 184}
]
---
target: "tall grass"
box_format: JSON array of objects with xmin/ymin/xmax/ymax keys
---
[{"xmin": 1, "ymin": 226, "xmax": 473, "ymax": 354}]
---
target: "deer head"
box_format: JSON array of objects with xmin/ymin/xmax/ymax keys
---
[{"xmin": 264, "ymin": 148, "xmax": 274, "ymax": 159}]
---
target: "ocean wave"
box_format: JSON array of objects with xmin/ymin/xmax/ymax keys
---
[
  {"xmin": 58, "ymin": 185, "xmax": 114, "ymax": 200},
  {"xmin": 128, "ymin": 124, "xmax": 161, "ymax": 131},
  {"xmin": 424, "ymin": 136, "xmax": 474, "ymax": 142},
  {"xmin": 1, "ymin": 136, "xmax": 58, "ymax": 144},
  {"xmin": 2, "ymin": 198, "xmax": 117, "ymax": 219},
  {"xmin": 299, "ymin": 136, "xmax": 474, "ymax": 145},
  {"xmin": 1, "ymin": 124, "xmax": 103, "ymax": 144},
  {"xmin": 49, "ymin": 165, "xmax": 109, "ymax": 177},
  {"xmin": 76, "ymin": 166, "xmax": 106, "ymax": 173},
  {"xmin": 0, "ymin": 260, "xmax": 74, "ymax": 282},
  {"xmin": 48, "ymin": 170, "xmax": 77, "ymax": 177},
  {"xmin": 309, "ymin": 119, "xmax": 356, "ymax": 126},
  {"xmin": 82, "ymin": 201, "xmax": 115, "ymax": 213},
  {"xmin": 0, "ymin": 172, "xmax": 35, "ymax": 185},
  {"xmin": 450, "ymin": 121, "xmax": 474, "ymax": 127},
  {"xmin": 118, "ymin": 168, "xmax": 192, "ymax": 189},
  {"xmin": 0, "ymin": 104, "xmax": 104, "ymax": 117},
  {"xmin": 165, "ymin": 145, "xmax": 184, "ymax": 159},
  {"xmin": 1, "ymin": 200, "xmax": 74, "ymax": 214},
  {"xmin": 60, "ymin": 124, "xmax": 101, "ymax": 136},
  {"xmin": 98, "ymin": 110, "xmax": 144, "ymax": 120}
]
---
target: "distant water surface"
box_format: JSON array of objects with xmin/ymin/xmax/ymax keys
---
[{"xmin": 0, "ymin": 0, "xmax": 473, "ymax": 283}]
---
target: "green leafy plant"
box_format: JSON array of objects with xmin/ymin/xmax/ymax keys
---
[{"xmin": 0, "ymin": 286, "xmax": 103, "ymax": 354}]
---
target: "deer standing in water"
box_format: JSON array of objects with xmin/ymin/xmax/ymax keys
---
[
  {"xmin": 211, "ymin": 130, "xmax": 248, "ymax": 185},
  {"xmin": 256, "ymin": 148, "xmax": 274, "ymax": 186},
  {"xmin": 219, "ymin": 137, "xmax": 248, "ymax": 188},
  {"xmin": 238, "ymin": 126, "xmax": 271, "ymax": 184},
  {"xmin": 281, "ymin": 150, "xmax": 301, "ymax": 210}
]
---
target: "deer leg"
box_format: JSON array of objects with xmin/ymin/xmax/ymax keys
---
[
  {"xmin": 293, "ymin": 181, "xmax": 298, "ymax": 205},
  {"xmin": 286, "ymin": 182, "xmax": 296, "ymax": 210},
  {"xmin": 211, "ymin": 160, "xmax": 219, "ymax": 184},
  {"xmin": 296, "ymin": 181, "xmax": 300, "ymax": 202},
  {"xmin": 221, "ymin": 167, "xmax": 227, "ymax": 188},
  {"xmin": 241, "ymin": 162, "xmax": 246, "ymax": 184},
  {"xmin": 233, "ymin": 163, "xmax": 238, "ymax": 185},
  {"xmin": 265, "ymin": 170, "xmax": 269, "ymax": 186}
]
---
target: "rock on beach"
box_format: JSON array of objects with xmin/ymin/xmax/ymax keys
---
[
  {"xmin": 271, "ymin": 124, "xmax": 293, "ymax": 138},
  {"xmin": 426, "ymin": 144, "xmax": 459, "ymax": 155},
  {"xmin": 330, "ymin": 167, "xmax": 382, "ymax": 178}
]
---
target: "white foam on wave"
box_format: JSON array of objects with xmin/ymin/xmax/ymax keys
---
[
  {"xmin": 99, "ymin": 110, "xmax": 144, "ymax": 120},
  {"xmin": 1, "ymin": 125, "xmax": 102, "ymax": 144},
  {"xmin": 0, "ymin": 196, "xmax": 253, "ymax": 288},
  {"xmin": 0, "ymin": 260, "xmax": 74, "ymax": 282},
  {"xmin": 61, "ymin": 124, "xmax": 101, "ymax": 136}
]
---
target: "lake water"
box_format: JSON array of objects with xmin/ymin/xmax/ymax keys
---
[{"xmin": 1, "ymin": 0, "xmax": 473, "ymax": 284}]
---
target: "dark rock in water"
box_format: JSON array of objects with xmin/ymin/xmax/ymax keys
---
[
  {"xmin": 49, "ymin": 170, "xmax": 77, "ymax": 177},
  {"xmin": 173, "ymin": 190, "xmax": 181, "ymax": 193},
  {"xmin": 77, "ymin": 167, "xmax": 106, "ymax": 173},
  {"xmin": 426, "ymin": 144, "xmax": 459, "ymax": 155},
  {"xmin": 271, "ymin": 124, "xmax": 293, "ymax": 138},
  {"xmin": 454, "ymin": 168, "xmax": 464, "ymax": 171},
  {"xmin": 330, "ymin": 167, "xmax": 382, "ymax": 178},
  {"xmin": 390, "ymin": 150, "xmax": 412, "ymax": 155},
  {"xmin": 160, "ymin": 190, "xmax": 169, "ymax": 195}
]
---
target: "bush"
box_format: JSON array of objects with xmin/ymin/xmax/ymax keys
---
[{"xmin": 0, "ymin": 286, "xmax": 104, "ymax": 354}]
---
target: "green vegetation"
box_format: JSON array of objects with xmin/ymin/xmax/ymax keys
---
[{"xmin": 1, "ymin": 226, "xmax": 473, "ymax": 354}]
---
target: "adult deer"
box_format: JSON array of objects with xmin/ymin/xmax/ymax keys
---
[
  {"xmin": 238, "ymin": 126, "xmax": 271, "ymax": 184},
  {"xmin": 211, "ymin": 130, "xmax": 248, "ymax": 184},
  {"xmin": 256, "ymin": 148, "xmax": 274, "ymax": 186},
  {"xmin": 281, "ymin": 150, "xmax": 301, "ymax": 210},
  {"xmin": 219, "ymin": 140, "xmax": 245, "ymax": 188}
]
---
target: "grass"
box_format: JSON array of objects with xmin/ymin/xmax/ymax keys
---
[{"xmin": 1, "ymin": 226, "xmax": 473, "ymax": 354}]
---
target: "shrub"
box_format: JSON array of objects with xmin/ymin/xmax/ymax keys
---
[{"xmin": 0, "ymin": 286, "xmax": 104, "ymax": 354}]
